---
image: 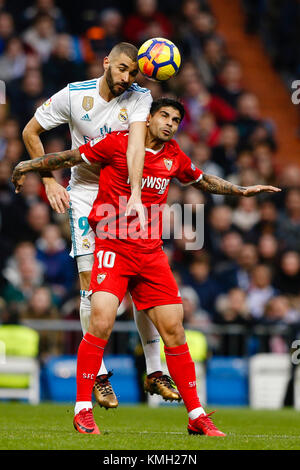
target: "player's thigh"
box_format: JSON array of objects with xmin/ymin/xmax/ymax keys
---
[
  {"xmin": 90, "ymin": 242, "xmax": 135, "ymax": 310},
  {"xmin": 131, "ymin": 249, "xmax": 182, "ymax": 311},
  {"xmin": 67, "ymin": 185, "xmax": 96, "ymax": 258},
  {"xmin": 76, "ymin": 254, "xmax": 94, "ymax": 291},
  {"xmin": 89, "ymin": 291, "xmax": 120, "ymax": 339},
  {"xmin": 145, "ymin": 304, "xmax": 186, "ymax": 347}
]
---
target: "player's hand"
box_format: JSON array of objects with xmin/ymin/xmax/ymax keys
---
[
  {"xmin": 242, "ymin": 185, "xmax": 281, "ymax": 197},
  {"xmin": 11, "ymin": 162, "xmax": 25, "ymax": 193},
  {"xmin": 125, "ymin": 192, "xmax": 146, "ymax": 231},
  {"xmin": 44, "ymin": 179, "xmax": 70, "ymax": 214}
]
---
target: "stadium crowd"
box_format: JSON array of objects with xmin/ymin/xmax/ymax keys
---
[{"xmin": 0, "ymin": 0, "xmax": 300, "ymax": 361}]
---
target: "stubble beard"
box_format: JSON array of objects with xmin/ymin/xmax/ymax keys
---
[{"xmin": 105, "ymin": 66, "xmax": 127, "ymax": 97}]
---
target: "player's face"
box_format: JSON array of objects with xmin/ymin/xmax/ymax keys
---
[
  {"xmin": 104, "ymin": 53, "xmax": 139, "ymax": 96},
  {"xmin": 148, "ymin": 107, "xmax": 182, "ymax": 142}
]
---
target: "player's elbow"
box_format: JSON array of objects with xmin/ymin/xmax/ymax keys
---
[
  {"xmin": 22, "ymin": 124, "xmax": 30, "ymax": 143},
  {"xmin": 22, "ymin": 118, "xmax": 44, "ymax": 143}
]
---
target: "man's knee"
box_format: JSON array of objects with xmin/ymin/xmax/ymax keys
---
[{"xmin": 161, "ymin": 321, "xmax": 185, "ymax": 347}]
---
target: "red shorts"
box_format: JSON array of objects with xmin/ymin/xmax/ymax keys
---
[{"xmin": 90, "ymin": 240, "xmax": 182, "ymax": 310}]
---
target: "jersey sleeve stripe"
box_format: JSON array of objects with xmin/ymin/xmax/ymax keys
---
[
  {"xmin": 69, "ymin": 87, "xmax": 96, "ymax": 91},
  {"xmin": 181, "ymin": 173, "xmax": 203, "ymax": 186},
  {"xmin": 81, "ymin": 152, "xmax": 91, "ymax": 165},
  {"xmin": 70, "ymin": 80, "xmax": 97, "ymax": 87}
]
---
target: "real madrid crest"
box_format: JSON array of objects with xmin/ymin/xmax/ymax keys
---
[
  {"xmin": 118, "ymin": 108, "xmax": 128, "ymax": 122},
  {"xmin": 82, "ymin": 96, "xmax": 94, "ymax": 111},
  {"xmin": 82, "ymin": 238, "xmax": 91, "ymax": 250},
  {"xmin": 97, "ymin": 273, "xmax": 107, "ymax": 284},
  {"xmin": 164, "ymin": 158, "xmax": 173, "ymax": 171}
]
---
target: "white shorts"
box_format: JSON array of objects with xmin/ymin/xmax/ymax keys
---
[{"xmin": 67, "ymin": 184, "xmax": 98, "ymax": 259}]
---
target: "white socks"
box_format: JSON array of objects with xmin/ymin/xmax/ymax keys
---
[
  {"xmin": 79, "ymin": 291, "xmax": 107, "ymax": 376},
  {"xmin": 74, "ymin": 401, "xmax": 92, "ymax": 415},
  {"xmin": 133, "ymin": 305, "xmax": 162, "ymax": 375},
  {"xmin": 188, "ymin": 407, "xmax": 206, "ymax": 420}
]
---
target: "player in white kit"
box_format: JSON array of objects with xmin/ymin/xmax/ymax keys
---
[{"xmin": 22, "ymin": 43, "xmax": 181, "ymax": 407}]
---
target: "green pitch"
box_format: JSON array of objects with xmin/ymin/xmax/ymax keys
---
[{"xmin": 0, "ymin": 402, "xmax": 300, "ymax": 450}]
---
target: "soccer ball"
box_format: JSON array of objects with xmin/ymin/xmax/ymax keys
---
[{"xmin": 137, "ymin": 38, "xmax": 181, "ymax": 81}]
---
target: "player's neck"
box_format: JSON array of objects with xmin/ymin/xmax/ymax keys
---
[
  {"xmin": 145, "ymin": 134, "xmax": 164, "ymax": 151},
  {"xmin": 99, "ymin": 76, "xmax": 115, "ymax": 102}
]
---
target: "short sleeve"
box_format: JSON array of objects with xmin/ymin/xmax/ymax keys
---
[
  {"xmin": 79, "ymin": 133, "xmax": 119, "ymax": 165},
  {"xmin": 176, "ymin": 150, "xmax": 203, "ymax": 185},
  {"xmin": 129, "ymin": 91, "xmax": 153, "ymax": 124},
  {"xmin": 34, "ymin": 86, "xmax": 70, "ymax": 130}
]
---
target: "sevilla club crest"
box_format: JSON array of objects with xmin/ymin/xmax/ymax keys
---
[
  {"xmin": 164, "ymin": 158, "xmax": 173, "ymax": 171},
  {"xmin": 97, "ymin": 273, "xmax": 107, "ymax": 284}
]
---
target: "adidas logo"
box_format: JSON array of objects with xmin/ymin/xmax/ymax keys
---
[{"xmin": 81, "ymin": 113, "xmax": 91, "ymax": 121}]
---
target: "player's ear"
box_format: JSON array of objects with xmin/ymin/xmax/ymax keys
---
[
  {"xmin": 103, "ymin": 56, "xmax": 109, "ymax": 71},
  {"xmin": 146, "ymin": 113, "xmax": 151, "ymax": 127}
]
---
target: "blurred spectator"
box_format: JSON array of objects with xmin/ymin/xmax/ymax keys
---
[
  {"xmin": 218, "ymin": 231, "xmax": 244, "ymax": 268},
  {"xmin": 277, "ymin": 188, "xmax": 300, "ymax": 251},
  {"xmin": 232, "ymin": 197, "xmax": 260, "ymax": 233},
  {"xmin": 21, "ymin": 286, "xmax": 64, "ymax": 360},
  {"xmin": 0, "ymin": 37, "xmax": 26, "ymax": 82},
  {"xmin": 247, "ymin": 199, "xmax": 279, "ymax": 243},
  {"xmin": 8, "ymin": 69, "xmax": 45, "ymax": 128},
  {"xmin": 235, "ymin": 92, "xmax": 270, "ymax": 145},
  {"xmin": 43, "ymin": 34, "xmax": 85, "ymax": 90},
  {"xmin": 253, "ymin": 142, "xmax": 277, "ymax": 185},
  {"xmin": 22, "ymin": 13, "xmax": 57, "ymax": 62},
  {"xmin": 205, "ymin": 204, "xmax": 234, "ymax": 258},
  {"xmin": 192, "ymin": 141, "xmax": 224, "ymax": 177},
  {"xmin": 182, "ymin": 79, "xmax": 236, "ymax": 136},
  {"xmin": 0, "ymin": 11, "xmax": 15, "ymax": 54},
  {"xmin": 3, "ymin": 138, "xmax": 25, "ymax": 165},
  {"xmin": 123, "ymin": 0, "xmax": 173, "ymax": 44},
  {"xmin": 263, "ymin": 295, "xmax": 299, "ymax": 325},
  {"xmin": 212, "ymin": 124, "xmax": 239, "ymax": 176},
  {"xmin": 22, "ymin": 202, "xmax": 51, "ymax": 243},
  {"xmin": 257, "ymin": 234, "xmax": 279, "ymax": 270},
  {"xmin": 180, "ymin": 285, "xmax": 211, "ymax": 328},
  {"xmin": 36, "ymin": 224, "xmax": 76, "ymax": 303},
  {"xmin": 84, "ymin": 8, "xmax": 123, "ymax": 60},
  {"xmin": 22, "ymin": 0, "xmax": 66, "ymax": 32},
  {"xmin": 216, "ymin": 243, "xmax": 258, "ymax": 292},
  {"xmin": 247, "ymin": 264, "xmax": 277, "ymax": 319},
  {"xmin": 1, "ymin": 252, "xmax": 44, "ymax": 307},
  {"xmin": 280, "ymin": 165, "xmax": 300, "ymax": 190},
  {"xmin": 213, "ymin": 59, "xmax": 244, "ymax": 108},
  {"xmin": 215, "ymin": 287, "xmax": 250, "ymax": 355},
  {"xmin": 182, "ymin": 254, "xmax": 221, "ymax": 314},
  {"xmin": 273, "ymin": 251, "xmax": 300, "ymax": 297}
]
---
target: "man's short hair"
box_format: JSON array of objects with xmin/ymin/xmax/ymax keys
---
[
  {"xmin": 150, "ymin": 98, "xmax": 185, "ymax": 122},
  {"xmin": 109, "ymin": 42, "xmax": 138, "ymax": 62}
]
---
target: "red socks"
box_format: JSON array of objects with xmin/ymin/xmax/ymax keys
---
[
  {"xmin": 164, "ymin": 343, "xmax": 201, "ymax": 412},
  {"xmin": 76, "ymin": 332, "xmax": 107, "ymax": 402}
]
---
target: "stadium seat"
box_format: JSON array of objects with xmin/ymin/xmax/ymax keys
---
[
  {"xmin": 206, "ymin": 357, "xmax": 248, "ymax": 406},
  {"xmin": 249, "ymin": 354, "xmax": 291, "ymax": 409},
  {"xmin": 0, "ymin": 325, "xmax": 40, "ymax": 404},
  {"xmin": 43, "ymin": 354, "xmax": 140, "ymax": 403}
]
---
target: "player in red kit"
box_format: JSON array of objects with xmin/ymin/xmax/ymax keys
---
[{"xmin": 12, "ymin": 98, "xmax": 281, "ymax": 436}]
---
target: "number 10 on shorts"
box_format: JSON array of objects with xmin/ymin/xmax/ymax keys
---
[{"xmin": 97, "ymin": 250, "xmax": 116, "ymax": 269}]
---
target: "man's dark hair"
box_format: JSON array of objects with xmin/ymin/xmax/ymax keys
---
[
  {"xmin": 109, "ymin": 42, "xmax": 138, "ymax": 62},
  {"xmin": 150, "ymin": 98, "xmax": 185, "ymax": 122}
]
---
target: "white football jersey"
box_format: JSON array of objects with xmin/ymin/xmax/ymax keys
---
[{"xmin": 35, "ymin": 77, "xmax": 152, "ymax": 189}]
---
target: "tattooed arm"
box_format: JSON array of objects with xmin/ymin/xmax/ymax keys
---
[
  {"xmin": 194, "ymin": 173, "xmax": 281, "ymax": 197},
  {"xmin": 12, "ymin": 149, "xmax": 82, "ymax": 193}
]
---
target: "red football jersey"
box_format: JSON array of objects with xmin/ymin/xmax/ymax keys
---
[{"xmin": 79, "ymin": 131, "xmax": 203, "ymax": 251}]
